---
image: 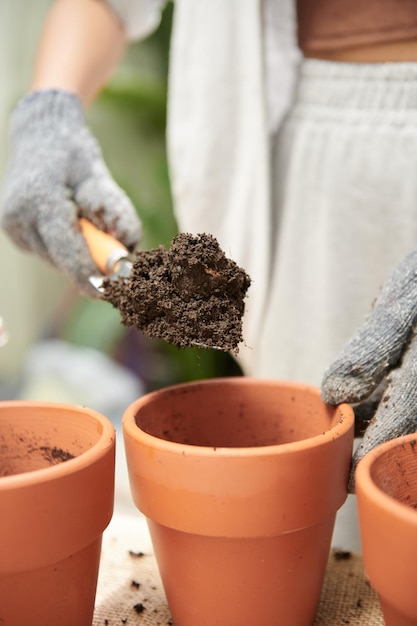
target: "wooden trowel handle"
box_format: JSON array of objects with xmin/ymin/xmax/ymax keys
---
[{"xmin": 79, "ymin": 217, "xmax": 129, "ymax": 275}]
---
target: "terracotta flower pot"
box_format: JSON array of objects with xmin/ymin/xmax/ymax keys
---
[
  {"xmin": 123, "ymin": 377, "xmax": 354, "ymax": 626},
  {"xmin": 356, "ymin": 433, "xmax": 417, "ymax": 626},
  {"xmin": 0, "ymin": 401, "xmax": 115, "ymax": 626}
]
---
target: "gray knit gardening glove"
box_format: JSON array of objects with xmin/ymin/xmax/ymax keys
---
[
  {"xmin": 1, "ymin": 89, "xmax": 141, "ymax": 297},
  {"xmin": 321, "ymin": 247, "xmax": 417, "ymax": 492}
]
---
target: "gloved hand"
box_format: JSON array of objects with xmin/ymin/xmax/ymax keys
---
[
  {"xmin": 321, "ymin": 246, "xmax": 417, "ymax": 492},
  {"xmin": 0, "ymin": 89, "xmax": 141, "ymax": 297}
]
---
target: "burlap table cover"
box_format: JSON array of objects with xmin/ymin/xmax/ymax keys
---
[{"xmin": 93, "ymin": 513, "xmax": 383, "ymax": 626}]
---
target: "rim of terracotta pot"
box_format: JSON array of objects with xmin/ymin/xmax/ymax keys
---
[
  {"xmin": 0, "ymin": 400, "xmax": 115, "ymax": 489},
  {"xmin": 356, "ymin": 433, "xmax": 417, "ymax": 621},
  {"xmin": 123, "ymin": 377, "xmax": 354, "ymax": 536},
  {"xmin": 355, "ymin": 433, "xmax": 417, "ymax": 526},
  {"xmin": 0, "ymin": 401, "xmax": 115, "ymax": 572},
  {"xmin": 123, "ymin": 378, "xmax": 353, "ymax": 458}
]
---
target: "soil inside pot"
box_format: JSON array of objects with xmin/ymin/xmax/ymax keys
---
[
  {"xmin": 0, "ymin": 434, "xmax": 75, "ymax": 477},
  {"xmin": 102, "ymin": 233, "xmax": 251, "ymax": 352}
]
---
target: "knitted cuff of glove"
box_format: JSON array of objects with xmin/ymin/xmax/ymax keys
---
[{"xmin": 10, "ymin": 90, "xmax": 85, "ymax": 139}]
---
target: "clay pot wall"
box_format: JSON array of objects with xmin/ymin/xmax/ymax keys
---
[
  {"xmin": 123, "ymin": 377, "xmax": 354, "ymax": 626},
  {"xmin": 356, "ymin": 433, "xmax": 417, "ymax": 626},
  {"xmin": 0, "ymin": 401, "xmax": 115, "ymax": 626}
]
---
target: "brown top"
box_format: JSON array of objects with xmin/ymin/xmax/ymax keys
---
[{"xmin": 297, "ymin": 0, "xmax": 417, "ymax": 54}]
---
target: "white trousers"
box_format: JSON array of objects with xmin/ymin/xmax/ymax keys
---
[
  {"xmin": 257, "ymin": 58, "xmax": 417, "ymax": 385},
  {"xmin": 256, "ymin": 59, "xmax": 417, "ymax": 550}
]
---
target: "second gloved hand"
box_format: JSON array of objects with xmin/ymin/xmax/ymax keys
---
[
  {"xmin": 0, "ymin": 89, "xmax": 141, "ymax": 297},
  {"xmin": 321, "ymin": 246, "xmax": 417, "ymax": 492}
]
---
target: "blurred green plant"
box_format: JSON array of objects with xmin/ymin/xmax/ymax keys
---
[{"xmin": 62, "ymin": 2, "xmax": 242, "ymax": 390}]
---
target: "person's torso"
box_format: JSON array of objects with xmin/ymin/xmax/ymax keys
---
[{"xmin": 297, "ymin": 0, "xmax": 417, "ymax": 61}]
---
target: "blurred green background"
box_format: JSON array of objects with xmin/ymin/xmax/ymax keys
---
[{"xmin": 0, "ymin": 0, "xmax": 241, "ymax": 399}]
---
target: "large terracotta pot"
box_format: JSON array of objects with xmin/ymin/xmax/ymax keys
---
[
  {"xmin": 123, "ymin": 377, "xmax": 354, "ymax": 626},
  {"xmin": 0, "ymin": 401, "xmax": 115, "ymax": 626},
  {"xmin": 356, "ymin": 433, "xmax": 417, "ymax": 626}
]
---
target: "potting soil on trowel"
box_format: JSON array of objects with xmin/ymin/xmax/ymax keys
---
[{"xmin": 102, "ymin": 232, "xmax": 251, "ymax": 352}]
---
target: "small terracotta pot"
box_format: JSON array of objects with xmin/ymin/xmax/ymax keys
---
[
  {"xmin": 356, "ymin": 433, "xmax": 417, "ymax": 626},
  {"xmin": 123, "ymin": 377, "xmax": 354, "ymax": 626},
  {"xmin": 0, "ymin": 401, "xmax": 115, "ymax": 626}
]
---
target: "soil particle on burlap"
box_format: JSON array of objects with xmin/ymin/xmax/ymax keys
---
[{"xmin": 102, "ymin": 233, "xmax": 251, "ymax": 352}]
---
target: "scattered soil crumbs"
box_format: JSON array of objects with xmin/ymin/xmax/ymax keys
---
[
  {"xmin": 333, "ymin": 549, "xmax": 352, "ymax": 561},
  {"xmin": 0, "ymin": 439, "xmax": 75, "ymax": 477},
  {"xmin": 102, "ymin": 233, "xmax": 251, "ymax": 352},
  {"xmin": 128, "ymin": 550, "xmax": 145, "ymax": 558},
  {"xmin": 39, "ymin": 446, "xmax": 75, "ymax": 464},
  {"xmin": 133, "ymin": 603, "xmax": 145, "ymax": 614}
]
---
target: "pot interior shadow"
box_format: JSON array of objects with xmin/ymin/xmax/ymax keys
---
[{"xmin": 370, "ymin": 439, "xmax": 417, "ymax": 510}]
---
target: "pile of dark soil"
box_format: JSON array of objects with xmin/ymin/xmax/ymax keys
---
[{"xmin": 102, "ymin": 233, "xmax": 251, "ymax": 352}]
